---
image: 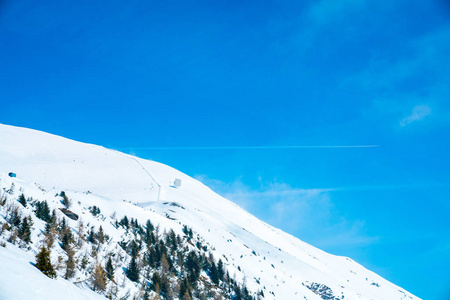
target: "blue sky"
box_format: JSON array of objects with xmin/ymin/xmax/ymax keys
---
[{"xmin": 1, "ymin": 0, "xmax": 449, "ymax": 298}]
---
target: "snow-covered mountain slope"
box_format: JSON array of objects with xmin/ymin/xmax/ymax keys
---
[
  {"xmin": 0, "ymin": 243, "xmax": 106, "ymax": 300},
  {"xmin": 0, "ymin": 124, "xmax": 419, "ymax": 300}
]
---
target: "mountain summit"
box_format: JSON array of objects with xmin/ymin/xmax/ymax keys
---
[{"xmin": 0, "ymin": 124, "xmax": 419, "ymax": 300}]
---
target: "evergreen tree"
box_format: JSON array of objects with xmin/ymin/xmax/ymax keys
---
[
  {"xmin": 105, "ymin": 256, "xmax": 114, "ymax": 281},
  {"xmin": 182, "ymin": 225, "xmax": 193, "ymax": 240},
  {"xmin": 182, "ymin": 225, "xmax": 189, "ymax": 236},
  {"xmin": 61, "ymin": 229, "xmax": 73, "ymax": 251},
  {"xmin": 89, "ymin": 205, "xmax": 101, "ymax": 216},
  {"xmin": 153, "ymin": 244, "xmax": 162, "ymax": 268},
  {"xmin": 50, "ymin": 209, "xmax": 57, "ymax": 226},
  {"xmin": 18, "ymin": 216, "xmax": 31, "ymax": 243},
  {"xmin": 158, "ymin": 240, "xmax": 166, "ymax": 263},
  {"xmin": 59, "ymin": 217, "xmax": 67, "ymax": 234},
  {"xmin": 209, "ymin": 260, "xmax": 220, "ymax": 285},
  {"xmin": 147, "ymin": 246, "xmax": 157, "ymax": 268},
  {"xmin": 159, "ymin": 273, "xmax": 171, "ymax": 298},
  {"xmin": 127, "ymin": 256, "xmax": 139, "ymax": 282},
  {"xmin": 44, "ymin": 220, "xmax": 52, "ymax": 234},
  {"xmin": 234, "ymin": 285, "xmax": 242, "ymax": 300},
  {"xmin": 87, "ymin": 227, "xmax": 96, "ymax": 244},
  {"xmin": 186, "ymin": 251, "xmax": 201, "ymax": 286},
  {"xmin": 201, "ymin": 253, "xmax": 210, "ymax": 272},
  {"xmin": 18, "ymin": 193, "xmax": 27, "ymax": 207},
  {"xmin": 151, "ymin": 271, "xmax": 161, "ymax": 292},
  {"xmin": 167, "ymin": 229, "xmax": 177, "ymax": 252},
  {"xmin": 8, "ymin": 205, "xmax": 21, "ymax": 228},
  {"xmin": 120, "ymin": 215, "xmax": 129, "ymax": 228},
  {"xmin": 144, "ymin": 220, "xmax": 154, "ymax": 245},
  {"xmin": 35, "ymin": 246, "xmax": 56, "ymax": 278},
  {"xmin": 35, "ymin": 200, "xmax": 51, "ymax": 222},
  {"xmin": 179, "ymin": 278, "xmax": 191, "ymax": 300},
  {"xmin": 217, "ymin": 259, "xmax": 225, "ymax": 281},
  {"xmin": 145, "ymin": 219, "xmax": 154, "ymax": 232},
  {"xmin": 149, "ymin": 231, "xmax": 156, "ymax": 245},
  {"xmin": 179, "ymin": 279, "xmax": 187, "ymax": 299},
  {"xmin": 6, "ymin": 182, "xmax": 15, "ymax": 195},
  {"xmin": 242, "ymin": 286, "xmax": 251, "ymax": 300},
  {"xmin": 97, "ymin": 226, "xmax": 105, "ymax": 244},
  {"xmin": 60, "ymin": 191, "xmax": 71, "ymax": 209},
  {"xmin": 129, "ymin": 239, "xmax": 140, "ymax": 258},
  {"xmin": 130, "ymin": 218, "xmax": 140, "ymax": 231}
]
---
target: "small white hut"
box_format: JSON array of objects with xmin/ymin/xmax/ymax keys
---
[{"xmin": 174, "ymin": 178, "xmax": 181, "ymax": 188}]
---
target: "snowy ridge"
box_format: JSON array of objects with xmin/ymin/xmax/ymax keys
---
[{"xmin": 0, "ymin": 124, "xmax": 419, "ymax": 299}]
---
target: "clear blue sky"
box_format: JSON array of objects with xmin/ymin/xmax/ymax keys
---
[{"xmin": 1, "ymin": 0, "xmax": 449, "ymax": 298}]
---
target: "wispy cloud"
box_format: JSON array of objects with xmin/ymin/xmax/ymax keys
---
[
  {"xmin": 400, "ymin": 105, "xmax": 432, "ymax": 127},
  {"xmin": 312, "ymin": 220, "xmax": 380, "ymax": 248},
  {"xmin": 194, "ymin": 176, "xmax": 378, "ymax": 250}
]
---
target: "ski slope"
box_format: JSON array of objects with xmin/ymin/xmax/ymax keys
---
[{"xmin": 0, "ymin": 124, "xmax": 419, "ymax": 300}]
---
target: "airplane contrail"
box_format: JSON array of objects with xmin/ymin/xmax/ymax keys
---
[{"xmin": 116, "ymin": 145, "xmax": 380, "ymax": 150}]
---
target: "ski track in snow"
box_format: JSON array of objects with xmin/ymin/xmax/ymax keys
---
[{"xmin": 115, "ymin": 150, "xmax": 162, "ymax": 202}]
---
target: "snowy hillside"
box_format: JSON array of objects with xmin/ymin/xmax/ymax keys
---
[{"xmin": 0, "ymin": 124, "xmax": 419, "ymax": 300}]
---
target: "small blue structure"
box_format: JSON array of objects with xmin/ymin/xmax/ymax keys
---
[{"xmin": 8, "ymin": 172, "xmax": 16, "ymax": 178}]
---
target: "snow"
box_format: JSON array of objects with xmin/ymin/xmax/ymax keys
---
[
  {"xmin": 0, "ymin": 243, "xmax": 106, "ymax": 300},
  {"xmin": 0, "ymin": 123, "xmax": 420, "ymax": 300}
]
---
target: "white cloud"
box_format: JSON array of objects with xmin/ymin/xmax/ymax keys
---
[
  {"xmin": 195, "ymin": 175, "xmax": 378, "ymax": 250},
  {"xmin": 313, "ymin": 220, "xmax": 380, "ymax": 248},
  {"xmin": 400, "ymin": 104, "xmax": 432, "ymax": 127}
]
